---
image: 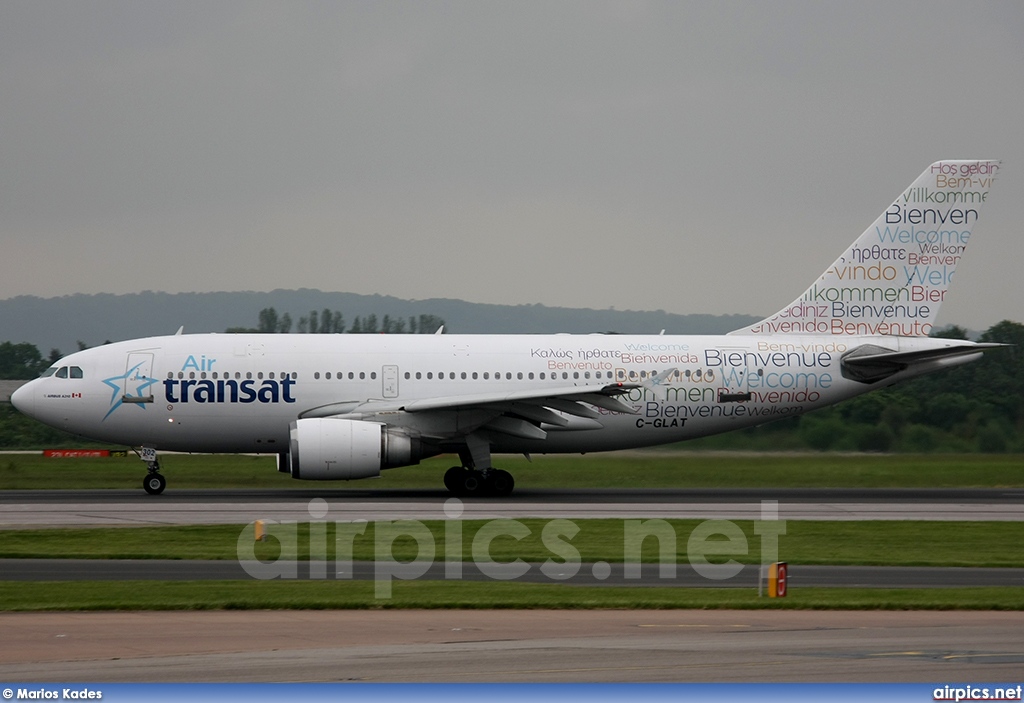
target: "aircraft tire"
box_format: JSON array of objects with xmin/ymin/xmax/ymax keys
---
[
  {"xmin": 443, "ymin": 466, "xmax": 465, "ymax": 494},
  {"xmin": 143, "ymin": 473, "xmax": 166, "ymax": 495},
  {"xmin": 459, "ymin": 471, "xmax": 483, "ymax": 496},
  {"xmin": 487, "ymin": 469, "xmax": 515, "ymax": 497}
]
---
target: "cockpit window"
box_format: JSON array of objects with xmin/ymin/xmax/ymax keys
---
[{"xmin": 44, "ymin": 365, "xmax": 84, "ymax": 379}]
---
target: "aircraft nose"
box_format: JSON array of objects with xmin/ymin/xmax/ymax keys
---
[{"xmin": 10, "ymin": 381, "xmax": 35, "ymax": 415}]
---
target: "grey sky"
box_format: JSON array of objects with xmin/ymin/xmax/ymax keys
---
[{"xmin": 1, "ymin": 1, "xmax": 1021, "ymax": 330}]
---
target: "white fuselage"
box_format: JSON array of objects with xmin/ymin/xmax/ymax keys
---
[{"xmin": 12, "ymin": 331, "xmax": 944, "ymax": 458}]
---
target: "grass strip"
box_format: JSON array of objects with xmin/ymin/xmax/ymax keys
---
[
  {"xmin": 2, "ymin": 520, "xmax": 1022, "ymax": 567},
  {"xmin": 0, "ymin": 580, "xmax": 1022, "ymax": 612},
  {"xmin": 2, "ymin": 453, "xmax": 1023, "ymax": 490}
]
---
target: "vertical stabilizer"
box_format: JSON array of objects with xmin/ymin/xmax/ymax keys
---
[{"xmin": 730, "ymin": 160, "xmax": 1000, "ymax": 336}]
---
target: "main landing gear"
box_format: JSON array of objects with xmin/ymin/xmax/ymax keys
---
[
  {"xmin": 135, "ymin": 447, "xmax": 166, "ymax": 495},
  {"xmin": 445, "ymin": 432, "xmax": 515, "ymax": 497},
  {"xmin": 443, "ymin": 466, "xmax": 515, "ymax": 497}
]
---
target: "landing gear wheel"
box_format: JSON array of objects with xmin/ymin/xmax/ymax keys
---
[
  {"xmin": 444, "ymin": 467, "xmax": 484, "ymax": 496},
  {"xmin": 444, "ymin": 466, "xmax": 467, "ymax": 494},
  {"xmin": 459, "ymin": 470, "xmax": 483, "ymax": 496},
  {"xmin": 486, "ymin": 469, "xmax": 515, "ymax": 497},
  {"xmin": 143, "ymin": 473, "xmax": 166, "ymax": 495}
]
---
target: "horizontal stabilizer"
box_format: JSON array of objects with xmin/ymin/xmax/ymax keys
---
[{"xmin": 841, "ymin": 342, "xmax": 1004, "ymax": 383}]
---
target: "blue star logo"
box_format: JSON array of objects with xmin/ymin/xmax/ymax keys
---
[{"xmin": 101, "ymin": 361, "xmax": 160, "ymax": 421}]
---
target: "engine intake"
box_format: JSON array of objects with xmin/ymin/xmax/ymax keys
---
[{"xmin": 287, "ymin": 418, "xmax": 422, "ymax": 480}]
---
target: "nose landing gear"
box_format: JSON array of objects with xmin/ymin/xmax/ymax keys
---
[{"xmin": 135, "ymin": 447, "xmax": 166, "ymax": 495}]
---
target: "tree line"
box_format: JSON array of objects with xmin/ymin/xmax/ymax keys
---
[
  {"xmin": 0, "ymin": 341, "xmax": 92, "ymax": 379},
  {"xmin": 225, "ymin": 307, "xmax": 446, "ymax": 335}
]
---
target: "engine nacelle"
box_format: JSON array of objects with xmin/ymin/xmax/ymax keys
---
[{"xmin": 287, "ymin": 418, "xmax": 422, "ymax": 480}]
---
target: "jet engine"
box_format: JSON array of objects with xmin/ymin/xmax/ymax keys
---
[{"xmin": 284, "ymin": 418, "xmax": 423, "ymax": 480}]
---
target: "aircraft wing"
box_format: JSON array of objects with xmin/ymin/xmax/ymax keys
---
[
  {"xmin": 299, "ymin": 382, "xmax": 645, "ymax": 441},
  {"xmin": 401, "ymin": 383, "xmax": 641, "ymax": 415}
]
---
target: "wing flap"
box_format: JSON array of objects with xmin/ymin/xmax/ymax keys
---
[
  {"xmin": 567, "ymin": 393, "xmax": 639, "ymax": 415},
  {"xmin": 482, "ymin": 416, "xmax": 548, "ymax": 440}
]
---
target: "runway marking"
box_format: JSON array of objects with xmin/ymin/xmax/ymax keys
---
[
  {"xmin": 382, "ymin": 659, "xmax": 800, "ymax": 679},
  {"xmin": 2, "ymin": 500, "xmax": 1022, "ymax": 526},
  {"xmin": 637, "ymin": 624, "xmax": 752, "ymax": 628}
]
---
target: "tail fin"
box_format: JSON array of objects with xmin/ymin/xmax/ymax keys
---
[{"xmin": 730, "ymin": 160, "xmax": 1000, "ymax": 337}]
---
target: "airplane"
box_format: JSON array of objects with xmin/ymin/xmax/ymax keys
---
[{"xmin": 11, "ymin": 160, "xmax": 1003, "ymax": 496}]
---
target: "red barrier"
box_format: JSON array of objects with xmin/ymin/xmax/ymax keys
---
[{"xmin": 43, "ymin": 449, "xmax": 111, "ymax": 458}]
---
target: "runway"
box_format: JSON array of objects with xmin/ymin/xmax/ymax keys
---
[
  {"xmin": 2, "ymin": 486, "xmax": 1020, "ymax": 588},
  {"xmin": 1, "ymin": 610, "xmax": 1022, "ymax": 682},
  {"xmin": 2, "ymin": 487, "xmax": 1022, "ymax": 526},
  {"xmin": 1, "ymin": 488, "xmax": 1022, "ymax": 683}
]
